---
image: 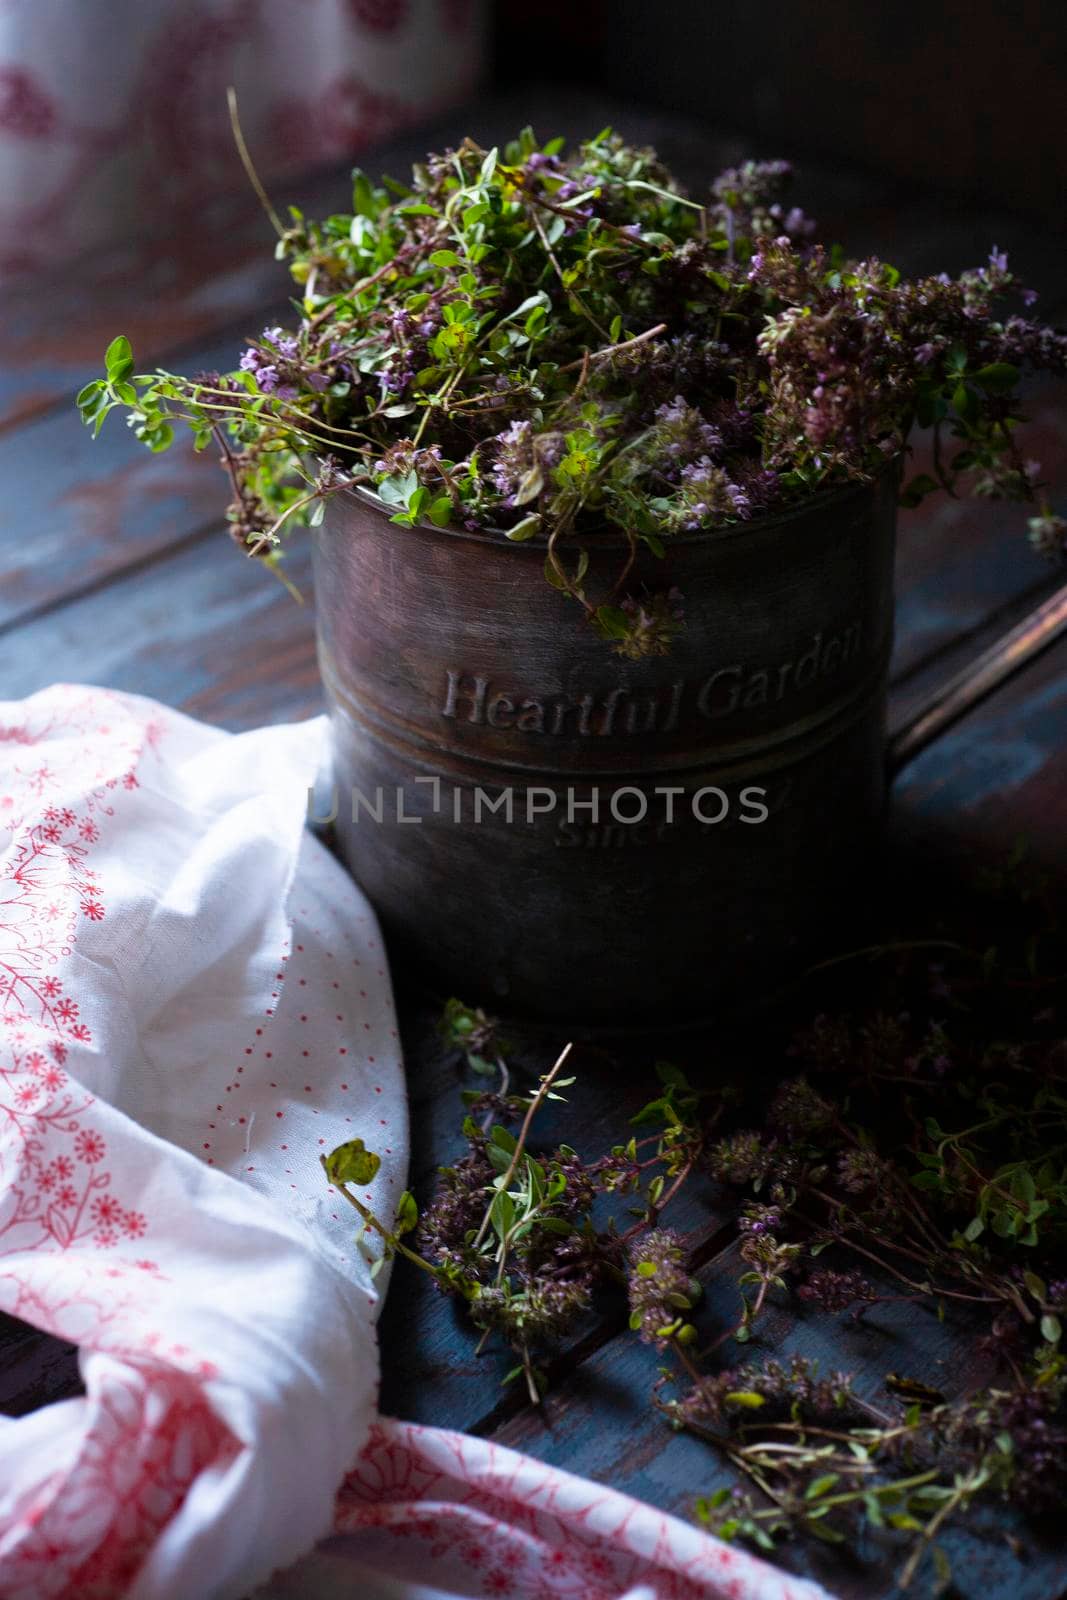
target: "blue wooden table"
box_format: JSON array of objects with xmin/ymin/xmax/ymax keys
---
[{"xmin": 1, "ymin": 87, "xmax": 1064, "ymax": 1599}]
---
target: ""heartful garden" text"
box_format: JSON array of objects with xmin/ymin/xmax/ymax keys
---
[{"xmin": 440, "ymin": 622, "xmax": 864, "ymax": 737}]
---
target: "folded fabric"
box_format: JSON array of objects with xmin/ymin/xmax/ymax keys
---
[
  {"xmin": 0, "ymin": 686, "xmax": 406, "ymax": 1598},
  {"xmin": 0, "ymin": 686, "xmax": 829, "ymax": 1600},
  {"xmin": 313, "ymin": 1419, "xmax": 829, "ymax": 1600}
]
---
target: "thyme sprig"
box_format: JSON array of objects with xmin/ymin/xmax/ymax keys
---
[{"xmin": 80, "ymin": 130, "xmax": 1067, "ymax": 656}]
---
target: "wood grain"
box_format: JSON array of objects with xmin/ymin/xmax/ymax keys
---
[
  {"xmin": 0, "ymin": 531, "xmax": 319, "ymax": 726},
  {"xmin": 0, "ymin": 329, "xmax": 249, "ymax": 632},
  {"xmin": 892, "ymin": 377, "xmax": 1067, "ymax": 685},
  {"xmin": 492, "ymin": 1240, "xmax": 1067, "ymax": 1600},
  {"xmin": 894, "ymin": 633, "xmax": 1067, "ymax": 872}
]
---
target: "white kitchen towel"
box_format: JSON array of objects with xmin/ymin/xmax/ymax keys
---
[{"xmin": 0, "ymin": 685, "xmax": 829, "ymax": 1600}]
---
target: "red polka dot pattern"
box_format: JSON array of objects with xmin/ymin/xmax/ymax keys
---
[{"xmin": 196, "ymin": 831, "xmax": 408, "ymax": 1300}]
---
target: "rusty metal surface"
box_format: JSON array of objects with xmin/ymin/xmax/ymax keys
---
[{"xmin": 314, "ymin": 472, "xmax": 898, "ymax": 1021}]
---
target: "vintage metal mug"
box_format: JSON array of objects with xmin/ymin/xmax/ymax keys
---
[{"xmin": 312, "ymin": 468, "xmax": 913, "ymax": 1024}]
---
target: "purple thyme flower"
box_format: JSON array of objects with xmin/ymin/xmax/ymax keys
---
[
  {"xmin": 798, "ymin": 1268, "xmax": 876, "ymax": 1313},
  {"xmin": 739, "ymin": 1203, "xmax": 783, "ymax": 1236},
  {"xmin": 662, "ymin": 458, "xmax": 751, "ymax": 532},
  {"xmin": 490, "ymin": 419, "xmax": 533, "ymax": 504},
  {"xmin": 651, "ymin": 398, "xmax": 724, "ymax": 479},
  {"xmin": 488, "ymin": 421, "xmax": 565, "ymax": 505},
  {"xmin": 784, "ymin": 205, "xmax": 816, "ymax": 238},
  {"xmin": 627, "ymin": 1230, "xmax": 696, "ymax": 1345},
  {"xmin": 263, "ymin": 326, "xmax": 299, "ymax": 360}
]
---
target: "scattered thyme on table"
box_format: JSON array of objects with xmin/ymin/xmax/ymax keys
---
[
  {"xmin": 80, "ymin": 128, "xmax": 1067, "ymax": 657},
  {"xmin": 323, "ymin": 917, "xmax": 1066, "ymax": 1590}
]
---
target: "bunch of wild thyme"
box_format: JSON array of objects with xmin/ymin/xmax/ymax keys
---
[
  {"xmin": 325, "ymin": 1018, "xmax": 711, "ymax": 1403},
  {"xmin": 80, "ymin": 127, "xmax": 1066, "ymax": 656},
  {"xmin": 675, "ymin": 1015, "xmax": 1066, "ymax": 1585},
  {"xmin": 324, "ymin": 918, "xmax": 1066, "ymax": 1588}
]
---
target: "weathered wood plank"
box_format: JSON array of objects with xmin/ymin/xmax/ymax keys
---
[
  {"xmin": 0, "ymin": 1314, "xmax": 80, "ymax": 1417},
  {"xmin": 893, "ymin": 632, "xmax": 1067, "ymax": 872},
  {"xmin": 491, "ymin": 1239, "xmax": 1067, "ymax": 1600},
  {"xmin": 892, "ymin": 377, "xmax": 1067, "ymax": 685},
  {"xmin": 0, "ymin": 329, "xmax": 256, "ymax": 633},
  {"xmin": 0, "ymin": 526, "xmax": 319, "ymax": 726},
  {"xmin": 0, "ymin": 123, "xmax": 444, "ymax": 434}
]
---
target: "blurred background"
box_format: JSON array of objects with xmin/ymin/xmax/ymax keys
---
[
  {"xmin": 2, "ymin": 0, "xmax": 1065, "ymax": 282},
  {"xmin": 0, "ymin": 0, "xmax": 486, "ymax": 277}
]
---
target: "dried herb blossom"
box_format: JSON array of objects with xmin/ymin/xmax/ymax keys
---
[{"xmin": 81, "ymin": 129, "xmax": 1066, "ymax": 656}]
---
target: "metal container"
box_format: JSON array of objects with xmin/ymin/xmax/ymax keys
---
[{"xmin": 312, "ymin": 468, "xmax": 898, "ymax": 1024}]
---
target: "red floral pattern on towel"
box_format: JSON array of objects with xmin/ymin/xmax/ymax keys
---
[
  {"xmin": 1, "ymin": 1359, "xmax": 236, "ymax": 1600},
  {"xmin": 0, "ymin": 0, "xmax": 485, "ymax": 279},
  {"xmin": 327, "ymin": 1419, "xmax": 827, "ymax": 1600},
  {"xmin": 0, "ymin": 687, "xmax": 824, "ymax": 1600},
  {"xmin": 1, "ymin": 694, "xmax": 147, "ymax": 1269}
]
